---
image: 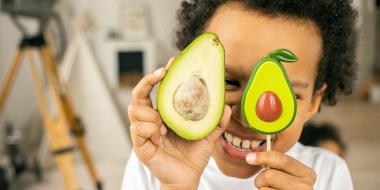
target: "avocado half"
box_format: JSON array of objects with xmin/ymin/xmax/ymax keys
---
[
  {"xmin": 156, "ymin": 32, "xmax": 225, "ymax": 140},
  {"xmin": 241, "ymin": 49, "xmax": 298, "ymax": 134}
]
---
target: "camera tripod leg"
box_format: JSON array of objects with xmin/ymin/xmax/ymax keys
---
[
  {"xmin": 1, "ymin": 38, "xmax": 102, "ymax": 190},
  {"xmin": 40, "ymin": 46, "xmax": 103, "ymax": 190},
  {"xmin": 0, "ymin": 49, "xmax": 25, "ymax": 116},
  {"xmin": 27, "ymin": 50, "xmax": 78, "ymax": 190}
]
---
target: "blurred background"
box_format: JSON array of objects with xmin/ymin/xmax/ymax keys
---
[{"xmin": 0, "ymin": 0, "xmax": 379, "ymax": 189}]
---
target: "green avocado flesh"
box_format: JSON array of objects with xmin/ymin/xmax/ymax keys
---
[
  {"xmin": 156, "ymin": 32, "xmax": 225, "ymax": 140},
  {"xmin": 241, "ymin": 49, "xmax": 297, "ymax": 134}
]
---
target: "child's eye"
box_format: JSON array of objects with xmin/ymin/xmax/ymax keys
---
[{"xmin": 225, "ymin": 78, "xmax": 240, "ymax": 89}]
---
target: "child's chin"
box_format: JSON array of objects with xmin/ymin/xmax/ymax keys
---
[
  {"xmin": 213, "ymin": 151, "xmax": 263, "ymax": 178},
  {"xmin": 211, "ymin": 137, "xmax": 264, "ymax": 178},
  {"xmin": 219, "ymin": 167, "xmax": 259, "ymax": 179}
]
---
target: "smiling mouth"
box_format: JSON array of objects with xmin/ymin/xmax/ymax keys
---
[
  {"xmin": 223, "ymin": 132, "xmax": 266, "ymax": 150},
  {"xmin": 220, "ymin": 131, "xmax": 273, "ymax": 160}
]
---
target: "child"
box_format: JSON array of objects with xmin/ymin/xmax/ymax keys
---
[
  {"xmin": 124, "ymin": 0, "xmax": 357, "ymax": 189},
  {"xmin": 300, "ymin": 122, "xmax": 347, "ymax": 158}
]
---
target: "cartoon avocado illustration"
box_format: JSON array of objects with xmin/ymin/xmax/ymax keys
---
[
  {"xmin": 156, "ymin": 32, "xmax": 225, "ymax": 140},
  {"xmin": 241, "ymin": 49, "xmax": 297, "ymax": 134}
]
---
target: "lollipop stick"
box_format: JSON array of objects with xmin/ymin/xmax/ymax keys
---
[
  {"xmin": 265, "ymin": 135, "xmax": 271, "ymax": 169},
  {"xmin": 266, "ymin": 135, "xmax": 271, "ymax": 151}
]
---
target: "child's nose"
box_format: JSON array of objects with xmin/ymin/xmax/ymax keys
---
[{"xmin": 231, "ymin": 104, "xmax": 250, "ymax": 128}]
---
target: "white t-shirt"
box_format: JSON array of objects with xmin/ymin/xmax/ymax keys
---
[{"xmin": 121, "ymin": 142, "xmax": 353, "ymax": 190}]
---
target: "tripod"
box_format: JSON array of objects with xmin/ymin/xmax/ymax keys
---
[{"xmin": 0, "ymin": 33, "xmax": 102, "ymax": 190}]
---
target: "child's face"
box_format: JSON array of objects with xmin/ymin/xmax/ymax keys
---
[{"xmin": 206, "ymin": 3, "xmax": 326, "ymax": 178}]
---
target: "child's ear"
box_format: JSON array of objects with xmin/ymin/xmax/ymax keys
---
[{"xmin": 306, "ymin": 84, "xmax": 327, "ymax": 120}]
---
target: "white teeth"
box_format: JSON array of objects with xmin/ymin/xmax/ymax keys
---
[
  {"xmin": 226, "ymin": 133, "xmax": 233, "ymax": 143},
  {"xmin": 232, "ymin": 137, "xmax": 241, "ymax": 147},
  {"xmin": 251, "ymin": 140, "xmax": 261, "ymax": 148},
  {"xmin": 223, "ymin": 132, "xmax": 264, "ymax": 150},
  {"xmin": 242, "ymin": 140, "xmax": 251, "ymax": 149}
]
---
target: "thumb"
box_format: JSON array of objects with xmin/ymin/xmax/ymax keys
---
[{"xmin": 207, "ymin": 105, "xmax": 232, "ymax": 143}]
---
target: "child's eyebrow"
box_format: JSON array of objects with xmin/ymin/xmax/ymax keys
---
[
  {"xmin": 290, "ymin": 81, "xmax": 309, "ymax": 89},
  {"xmin": 225, "ymin": 66, "xmax": 243, "ymax": 77}
]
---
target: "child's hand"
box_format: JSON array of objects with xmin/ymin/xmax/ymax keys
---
[
  {"xmin": 246, "ymin": 151, "xmax": 316, "ymax": 190},
  {"xmin": 128, "ymin": 58, "xmax": 232, "ymax": 190}
]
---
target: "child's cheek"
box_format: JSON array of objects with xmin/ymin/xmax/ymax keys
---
[{"xmin": 273, "ymin": 113, "xmax": 305, "ymax": 153}]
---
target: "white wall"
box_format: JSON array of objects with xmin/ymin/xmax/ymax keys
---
[
  {"xmin": 0, "ymin": 0, "xmax": 181, "ymax": 156},
  {"xmin": 0, "ymin": 0, "xmax": 181, "ymax": 151},
  {"xmin": 60, "ymin": 33, "xmax": 131, "ymax": 161},
  {"xmin": 91, "ymin": 0, "xmax": 181, "ymax": 68},
  {"xmin": 354, "ymin": 0, "xmax": 376, "ymax": 86},
  {"xmin": 145, "ymin": 0, "xmax": 181, "ymax": 64}
]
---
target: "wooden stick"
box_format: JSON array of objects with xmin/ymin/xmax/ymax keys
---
[
  {"xmin": 266, "ymin": 135, "xmax": 271, "ymax": 151},
  {"xmin": 265, "ymin": 135, "xmax": 271, "ymax": 169}
]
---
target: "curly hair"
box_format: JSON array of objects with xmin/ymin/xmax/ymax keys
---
[{"xmin": 175, "ymin": 0, "xmax": 358, "ymax": 106}]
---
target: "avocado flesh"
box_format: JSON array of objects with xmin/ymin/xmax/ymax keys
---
[
  {"xmin": 157, "ymin": 33, "xmax": 225, "ymax": 140},
  {"xmin": 242, "ymin": 57, "xmax": 297, "ymax": 134}
]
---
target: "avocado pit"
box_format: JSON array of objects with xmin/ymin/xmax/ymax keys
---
[
  {"xmin": 256, "ymin": 91, "xmax": 282, "ymax": 122},
  {"xmin": 173, "ymin": 75, "xmax": 210, "ymax": 121}
]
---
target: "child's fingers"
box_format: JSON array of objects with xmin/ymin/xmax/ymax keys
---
[
  {"xmin": 160, "ymin": 124, "xmax": 168, "ymax": 136},
  {"xmin": 254, "ymin": 169, "xmax": 299, "ymax": 190},
  {"xmin": 165, "ymin": 57, "xmax": 175, "ymax": 70},
  {"xmin": 206, "ymin": 105, "xmax": 232, "ymax": 143},
  {"xmin": 132, "ymin": 67, "xmax": 166, "ymax": 106},
  {"xmin": 246, "ymin": 151, "xmax": 316, "ymax": 182},
  {"xmin": 219, "ymin": 105, "xmax": 232, "ymax": 129},
  {"xmin": 130, "ymin": 121, "xmax": 161, "ymax": 147},
  {"xmin": 128, "ymin": 104, "xmax": 162, "ymax": 127}
]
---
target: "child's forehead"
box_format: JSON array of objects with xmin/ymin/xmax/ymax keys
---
[
  {"xmin": 207, "ymin": 14, "xmax": 321, "ymax": 56},
  {"xmin": 206, "ymin": 3, "xmax": 322, "ymax": 53},
  {"xmin": 206, "ymin": 5, "xmax": 322, "ymax": 86}
]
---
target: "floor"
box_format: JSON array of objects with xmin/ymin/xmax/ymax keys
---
[
  {"xmin": 10, "ymin": 157, "xmax": 126, "ymax": 190},
  {"xmin": 9, "ymin": 98, "xmax": 380, "ymax": 190}
]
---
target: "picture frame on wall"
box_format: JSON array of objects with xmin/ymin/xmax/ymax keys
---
[{"xmin": 119, "ymin": 2, "xmax": 151, "ymax": 40}]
